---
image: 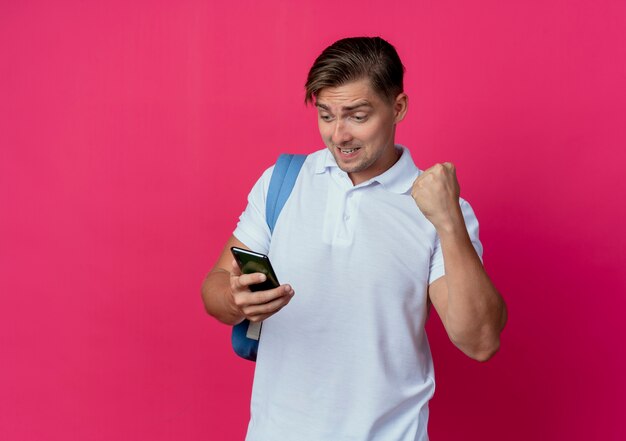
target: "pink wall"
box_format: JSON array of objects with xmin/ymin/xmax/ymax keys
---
[{"xmin": 1, "ymin": 1, "xmax": 625, "ymax": 439}]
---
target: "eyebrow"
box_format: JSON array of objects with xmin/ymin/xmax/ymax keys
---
[{"xmin": 315, "ymin": 100, "xmax": 373, "ymax": 112}]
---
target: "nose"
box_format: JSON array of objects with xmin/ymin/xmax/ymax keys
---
[{"xmin": 330, "ymin": 119, "xmax": 352, "ymax": 146}]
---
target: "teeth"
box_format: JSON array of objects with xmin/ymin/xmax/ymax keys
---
[{"xmin": 341, "ymin": 148, "xmax": 358, "ymax": 153}]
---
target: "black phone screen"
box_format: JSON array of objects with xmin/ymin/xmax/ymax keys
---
[{"xmin": 230, "ymin": 247, "xmax": 281, "ymax": 292}]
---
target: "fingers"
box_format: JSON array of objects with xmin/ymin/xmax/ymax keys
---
[
  {"xmin": 442, "ymin": 162, "xmax": 456, "ymax": 177},
  {"xmin": 413, "ymin": 162, "xmax": 457, "ymax": 187},
  {"xmin": 413, "ymin": 162, "xmax": 450, "ymax": 185},
  {"xmin": 233, "ymin": 284, "xmax": 295, "ymax": 322},
  {"xmin": 233, "ymin": 284, "xmax": 293, "ymax": 307},
  {"xmin": 229, "ymin": 257, "xmax": 295, "ymax": 321},
  {"xmin": 232, "ymin": 271, "xmax": 267, "ymax": 292},
  {"xmin": 424, "ymin": 162, "xmax": 455, "ymax": 174},
  {"xmin": 241, "ymin": 287, "xmax": 295, "ymax": 322},
  {"xmin": 230, "ymin": 259, "xmax": 269, "ymax": 291}
]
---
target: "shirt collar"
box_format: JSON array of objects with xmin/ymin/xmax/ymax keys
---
[
  {"xmin": 314, "ymin": 144, "xmax": 419, "ymax": 194},
  {"xmin": 314, "ymin": 149, "xmax": 339, "ymax": 174}
]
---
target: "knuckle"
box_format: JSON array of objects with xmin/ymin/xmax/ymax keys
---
[{"xmin": 231, "ymin": 273, "xmax": 243, "ymax": 287}]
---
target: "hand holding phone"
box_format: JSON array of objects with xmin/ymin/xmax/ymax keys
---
[
  {"xmin": 231, "ymin": 247, "xmax": 281, "ymax": 291},
  {"xmin": 230, "ymin": 247, "xmax": 294, "ymax": 323}
]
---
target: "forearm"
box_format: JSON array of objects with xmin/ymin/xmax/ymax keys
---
[
  {"xmin": 201, "ymin": 269, "xmax": 245, "ymax": 326},
  {"xmin": 437, "ymin": 213, "xmax": 507, "ymax": 360}
]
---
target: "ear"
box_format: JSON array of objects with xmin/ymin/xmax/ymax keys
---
[{"xmin": 393, "ymin": 93, "xmax": 408, "ymax": 123}]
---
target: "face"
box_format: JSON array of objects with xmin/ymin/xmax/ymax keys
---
[{"xmin": 315, "ymin": 78, "xmax": 408, "ymax": 185}]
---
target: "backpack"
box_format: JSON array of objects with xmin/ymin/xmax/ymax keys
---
[{"xmin": 231, "ymin": 153, "xmax": 307, "ymax": 361}]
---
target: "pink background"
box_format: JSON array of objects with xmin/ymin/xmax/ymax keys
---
[{"xmin": 1, "ymin": 1, "xmax": 625, "ymax": 440}]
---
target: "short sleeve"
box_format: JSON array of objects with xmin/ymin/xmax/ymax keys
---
[
  {"xmin": 232, "ymin": 166, "xmax": 275, "ymax": 254},
  {"xmin": 428, "ymin": 198, "xmax": 484, "ymax": 285}
]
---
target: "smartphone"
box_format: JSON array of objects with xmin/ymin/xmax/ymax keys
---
[{"xmin": 230, "ymin": 247, "xmax": 281, "ymax": 291}]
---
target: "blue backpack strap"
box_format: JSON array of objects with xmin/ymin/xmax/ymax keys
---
[
  {"xmin": 231, "ymin": 153, "xmax": 307, "ymax": 362},
  {"xmin": 266, "ymin": 154, "xmax": 307, "ymax": 232}
]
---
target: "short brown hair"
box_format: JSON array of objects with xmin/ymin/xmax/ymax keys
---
[{"xmin": 304, "ymin": 36, "xmax": 405, "ymax": 105}]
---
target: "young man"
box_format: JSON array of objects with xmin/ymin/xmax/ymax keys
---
[{"xmin": 202, "ymin": 36, "xmax": 507, "ymax": 441}]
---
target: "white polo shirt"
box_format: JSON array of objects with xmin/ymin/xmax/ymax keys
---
[{"xmin": 234, "ymin": 145, "xmax": 483, "ymax": 441}]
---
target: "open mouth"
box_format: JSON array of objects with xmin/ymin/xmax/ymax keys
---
[{"xmin": 338, "ymin": 147, "xmax": 361, "ymax": 155}]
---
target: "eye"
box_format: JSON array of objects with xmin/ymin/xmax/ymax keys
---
[
  {"xmin": 352, "ymin": 113, "xmax": 368, "ymax": 122},
  {"xmin": 319, "ymin": 113, "xmax": 334, "ymax": 122}
]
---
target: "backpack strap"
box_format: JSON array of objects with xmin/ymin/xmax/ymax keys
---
[
  {"xmin": 266, "ymin": 154, "xmax": 307, "ymax": 233},
  {"xmin": 232, "ymin": 153, "xmax": 307, "ymax": 362}
]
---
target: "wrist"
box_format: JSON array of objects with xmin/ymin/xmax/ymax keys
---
[{"xmin": 433, "ymin": 205, "xmax": 465, "ymax": 236}]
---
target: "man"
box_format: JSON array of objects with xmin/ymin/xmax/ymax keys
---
[{"xmin": 202, "ymin": 36, "xmax": 507, "ymax": 441}]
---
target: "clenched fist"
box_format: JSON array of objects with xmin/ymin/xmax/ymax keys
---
[{"xmin": 411, "ymin": 162, "xmax": 462, "ymax": 231}]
